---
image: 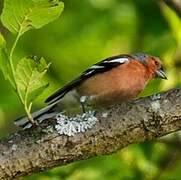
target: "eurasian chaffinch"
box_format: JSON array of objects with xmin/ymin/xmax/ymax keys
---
[{"xmin": 15, "ymin": 53, "xmax": 167, "ymax": 129}]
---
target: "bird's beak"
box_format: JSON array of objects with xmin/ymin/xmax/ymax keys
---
[{"xmin": 155, "ymin": 68, "xmax": 167, "ymax": 79}]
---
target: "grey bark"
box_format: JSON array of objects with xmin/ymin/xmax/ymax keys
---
[{"xmin": 0, "ymin": 88, "xmax": 180, "ymax": 180}]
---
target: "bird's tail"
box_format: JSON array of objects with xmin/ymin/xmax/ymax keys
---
[{"xmin": 15, "ymin": 104, "xmax": 58, "ymax": 129}]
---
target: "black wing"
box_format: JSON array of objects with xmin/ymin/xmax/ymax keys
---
[{"xmin": 45, "ymin": 54, "xmax": 132, "ymax": 104}]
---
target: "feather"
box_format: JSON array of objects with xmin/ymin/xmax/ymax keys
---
[
  {"xmin": 15, "ymin": 103, "xmax": 57, "ymax": 129},
  {"xmin": 45, "ymin": 54, "xmax": 131, "ymax": 104}
]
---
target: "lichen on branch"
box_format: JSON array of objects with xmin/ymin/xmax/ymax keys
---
[{"xmin": 0, "ymin": 88, "xmax": 180, "ymax": 180}]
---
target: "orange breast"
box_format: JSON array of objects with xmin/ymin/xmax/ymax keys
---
[{"xmin": 76, "ymin": 61, "xmax": 149, "ymax": 105}]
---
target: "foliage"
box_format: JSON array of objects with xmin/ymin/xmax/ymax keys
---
[
  {"xmin": 0, "ymin": 0, "xmax": 64, "ymax": 123},
  {"xmin": 1, "ymin": 0, "xmax": 64, "ymax": 35},
  {"xmin": 0, "ymin": 33, "xmax": 10, "ymax": 81},
  {"xmin": 0, "ymin": 0, "xmax": 180, "ymax": 179}
]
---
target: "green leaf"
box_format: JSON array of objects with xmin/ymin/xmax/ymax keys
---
[
  {"xmin": 0, "ymin": 32, "xmax": 6, "ymax": 47},
  {"xmin": 1, "ymin": 0, "xmax": 64, "ymax": 35},
  {"xmin": 0, "ymin": 32, "xmax": 15, "ymax": 87},
  {"xmin": 15, "ymin": 56, "xmax": 50, "ymax": 104},
  {"xmin": 0, "ymin": 32, "xmax": 9, "ymax": 79},
  {"xmin": 28, "ymin": 83, "xmax": 49, "ymax": 102}
]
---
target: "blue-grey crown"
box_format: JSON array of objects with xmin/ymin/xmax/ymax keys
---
[{"xmin": 132, "ymin": 53, "xmax": 148, "ymax": 66}]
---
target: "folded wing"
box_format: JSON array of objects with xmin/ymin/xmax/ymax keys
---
[{"xmin": 45, "ymin": 54, "xmax": 131, "ymax": 105}]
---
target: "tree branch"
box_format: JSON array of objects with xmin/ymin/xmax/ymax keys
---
[
  {"xmin": 163, "ymin": 0, "xmax": 181, "ymax": 17},
  {"xmin": 0, "ymin": 88, "xmax": 180, "ymax": 180}
]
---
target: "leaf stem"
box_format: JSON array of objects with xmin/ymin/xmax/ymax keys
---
[
  {"xmin": 24, "ymin": 104, "xmax": 35, "ymax": 125},
  {"xmin": 9, "ymin": 31, "xmax": 34, "ymax": 124},
  {"xmin": 9, "ymin": 32, "xmax": 24, "ymax": 102},
  {"xmin": 9, "ymin": 32, "xmax": 21, "ymax": 81}
]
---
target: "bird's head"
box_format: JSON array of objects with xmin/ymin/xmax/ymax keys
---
[{"xmin": 132, "ymin": 53, "xmax": 167, "ymax": 80}]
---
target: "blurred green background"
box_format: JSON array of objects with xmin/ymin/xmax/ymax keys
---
[{"xmin": 0, "ymin": 0, "xmax": 181, "ymax": 179}]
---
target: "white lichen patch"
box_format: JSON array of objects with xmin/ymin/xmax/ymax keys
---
[
  {"xmin": 42, "ymin": 125, "xmax": 54, "ymax": 134},
  {"xmin": 55, "ymin": 111, "xmax": 98, "ymax": 136},
  {"xmin": 150, "ymin": 94, "xmax": 164, "ymax": 118},
  {"xmin": 151, "ymin": 100, "xmax": 160, "ymax": 112},
  {"xmin": 163, "ymin": 99, "xmax": 168, "ymax": 103},
  {"xmin": 151, "ymin": 93, "xmax": 161, "ymax": 101},
  {"xmin": 12, "ymin": 144, "xmax": 18, "ymax": 151},
  {"xmin": 102, "ymin": 112, "xmax": 108, "ymax": 118}
]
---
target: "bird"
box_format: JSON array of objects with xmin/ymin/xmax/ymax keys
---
[{"xmin": 15, "ymin": 53, "xmax": 167, "ymax": 129}]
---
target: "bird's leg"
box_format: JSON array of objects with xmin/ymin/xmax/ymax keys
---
[{"xmin": 79, "ymin": 96, "xmax": 89, "ymax": 113}]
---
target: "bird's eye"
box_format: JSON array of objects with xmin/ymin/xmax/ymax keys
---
[{"xmin": 154, "ymin": 60, "xmax": 159, "ymax": 66}]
